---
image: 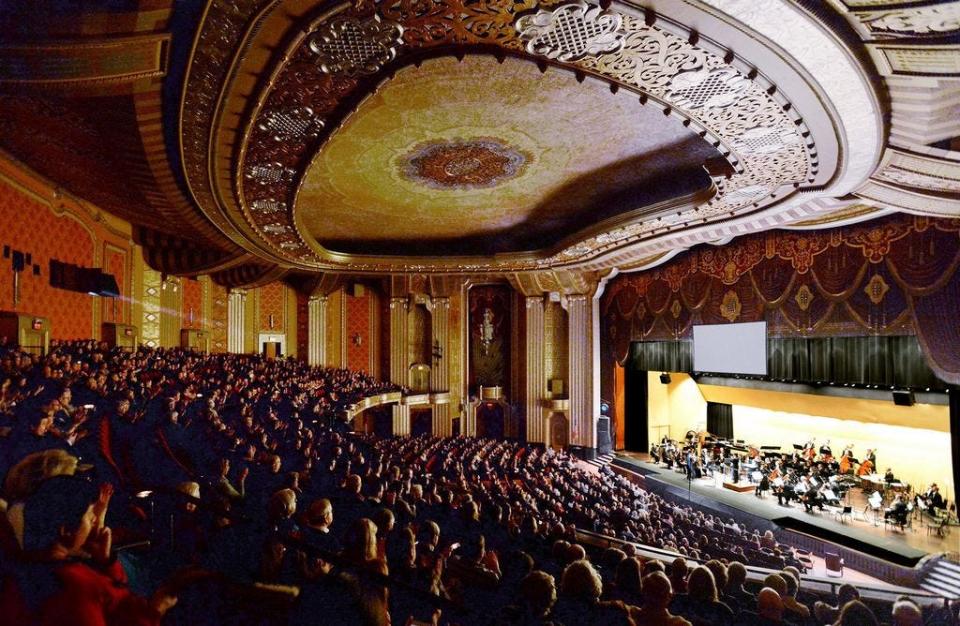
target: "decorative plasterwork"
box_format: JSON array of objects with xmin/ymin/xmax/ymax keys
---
[
  {"xmin": 515, "ymin": 2, "xmax": 625, "ymax": 62},
  {"xmin": 852, "ymin": 2, "xmax": 960, "ymax": 38},
  {"xmin": 308, "ymin": 15, "xmax": 404, "ymax": 76},
  {"xmin": 398, "ymin": 137, "xmax": 530, "ymax": 190},
  {"xmin": 228, "ymin": 0, "xmax": 820, "ymax": 272}
]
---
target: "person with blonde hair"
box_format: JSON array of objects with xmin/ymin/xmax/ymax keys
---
[
  {"xmin": 553, "ymin": 559, "xmax": 634, "ymax": 625},
  {"xmin": 632, "ymin": 571, "xmax": 692, "ymax": 626},
  {"xmin": 341, "ymin": 518, "xmax": 390, "ymax": 626}
]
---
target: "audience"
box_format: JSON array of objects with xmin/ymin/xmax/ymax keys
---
[{"xmin": 0, "ymin": 340, "xmax": 955, "ymax": 625}]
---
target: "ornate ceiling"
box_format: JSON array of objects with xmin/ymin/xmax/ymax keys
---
[
  {"xmin": 298, "ymin": 55, "xmax": 719, "ymax": 258},
  {"xmin": 0, "ymin": 0, "xmax": 958, "ymax": 288}
]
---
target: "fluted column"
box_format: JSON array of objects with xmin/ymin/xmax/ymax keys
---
[
  {"xmin": 525, "ymin": 296, "xmax": 546, "ymax": 443},
  {"xmin": 227, "ymin": 289, "xmax": 247, "ymax": 354},
  {"xmin": 389, "ymin": 297, "xmax": 409, "ymax": 386},
  {"xmin": 392, "ymin": 404, "xmax": 411, "ymax": 437},
  {"xmin": 308, "ymin": 296, "xmax": 328, "ymax": 367},
  {"xmin": 567, "ymin": 294, "xmax": 594, "ymax": 448}
]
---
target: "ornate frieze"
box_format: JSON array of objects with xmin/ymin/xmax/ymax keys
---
[
  {"xmin": 515, "ymin": 2, "xmax": 625, "ymax": 62},
  {"xmin": 308, "ymin": 15, "xmax": 404, "ymax": 76}
]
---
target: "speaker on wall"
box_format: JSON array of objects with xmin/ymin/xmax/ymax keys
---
[
  {"xmin": 892, "ymin": 390, "xmax": 915, "ymax": 406},
  {"xmin": 659, "ymin": 373, "xmax": 672, "ymax": 385}
]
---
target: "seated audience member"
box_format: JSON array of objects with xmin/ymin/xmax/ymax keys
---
[
  {"xmin": 669, "ymin": 556, "xmax": 689, "ymax": 594},
  {"xmin": 814, "ymin": 584, "xmax": 860, "ymax": 625},
  {"xmin": 725, "ymin": 561, "xmax": 755, "ymax": 612},
  {"xmin": 779, "ymin": 568, "xmax": 811, "ymax": 623},
  {"xmin": 671, "ymin": 565, "xmax": 735, "ymax": 626},
  {"xmin": 743, "ymin": 587, "xmax": 787, "ymax": 625},
  {"xmin": 891, "ymin": 598, "xmax": 923, "ymax": 626},
  {"xmin": 835, "ymin": 599, "xmax": 879, "ymax": 626},
  {"xmin": 507, "ymin": 570, "xmax": 557, "ymax": 625},
  {"xmin": 610, "ymin": 556, "xmax": 644, "ymax": 608},
  {"xmin": 632, "ymin": 571, "xmax": 692, "ymax": 626},
  {"xmin": 2, "ymin": 475, "xmax": 178, "ymax": 625}
]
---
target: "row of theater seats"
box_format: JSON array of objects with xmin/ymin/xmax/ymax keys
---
[{"xmin": 0, "ymin": 341, "xmax": 956, "ymax": 625}]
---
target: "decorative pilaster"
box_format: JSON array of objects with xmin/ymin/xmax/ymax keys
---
[
  {"xmin": 525, "ymin": 296, "xmax": 546, "ymax": 443},
  {"xmin": 392, "ymin": 403, "xmax": 411, "ymax": 436},
  {"xmin": 567, "ymin": 294, "xmax": 594, "ymax": 448},
  {"xmin": 308, "ymin": 295, "xmax": 328, "ymax": 367},
  {"xmin": 227, "ymin": 289, "xmax": 247, "ymax": 353},
  {"xmin": 389, "ymin": 296, "xmax": 409, "ymax": 386},
  {"xmin": 430, "ymin": 296, "xmax": 451, "ymax": 436}
]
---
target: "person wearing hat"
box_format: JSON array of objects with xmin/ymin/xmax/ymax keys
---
[{"xmin": 2, "ymin": 449, "xmax": 94, "ymax": 550}]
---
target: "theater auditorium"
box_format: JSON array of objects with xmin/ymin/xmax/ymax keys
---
[{"xmin": 1, "ymin": 1, "xmax": 959, "ymax": 624}]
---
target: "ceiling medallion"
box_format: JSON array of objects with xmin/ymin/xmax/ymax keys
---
[
  {"xmin": 257, "ymin": 107, "xmax": 321, "ymax": 142},
  {"xmin": 515, "ymin": 1, "xmax": 625, "ymax": 62},
  {"xmin": 399, "ymin": 138, "xmax": 530, "ymax": 190},
  {"xmin": 308, "ymin": 15, "xmax": 404, "ymax": 76}
]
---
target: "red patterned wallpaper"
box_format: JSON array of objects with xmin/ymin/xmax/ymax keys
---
[
  {"xmin": 181, "ymin": 278, "xmax": 203, "ymax": 329},
  {"xmin": 259, "ymin": 281, "xmax": 285, "ymax": 332},
  {"xmin": 101, "ymin": 245, "xmax": 126, "ymax": 324},
  {"xmin": 0, "ymin": 180, "xmax": 131, "ymax": 339},
  {"xmin": 345, "ymin": 292, "xmax": 370, "ymax": 372}
]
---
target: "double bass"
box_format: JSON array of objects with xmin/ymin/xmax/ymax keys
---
[{"xmin": 856, "ymin": 457, "xmax": 874, "ymax": 477}]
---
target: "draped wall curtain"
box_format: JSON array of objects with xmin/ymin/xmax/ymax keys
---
[{"xmin": 599, "ymin": 215, "xmax": 960, "ymax": 405}]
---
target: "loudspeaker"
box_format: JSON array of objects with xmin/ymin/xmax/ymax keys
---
[
  {"xmin": 892, "ymin": 390, "xmax": 915, "ymax": 406},
  {"xmin": 596, "ymin": 416, "xmax": 612, "ymax": 455},
  {"xmin": 659, "ymin": 373, "xmax": 672, "ymax": 385}
]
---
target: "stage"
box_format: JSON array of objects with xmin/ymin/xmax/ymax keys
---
[{"xmin": 612, "ymin": 452, "xmax": 943, "ymax": 568}]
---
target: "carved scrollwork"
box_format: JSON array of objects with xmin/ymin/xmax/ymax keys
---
[
  {"xmin": 856, "ymin": 4, "xmax": 960, "ymax": 37},
  {"xmin": 667, "ymin": 68, "xmax": 752, "ymax": 110},
  {"xmin": 308, "ymin": 15, "xmax": 404, "ymax": 76},
  {"xmin": 515, "ymin": 1, "xmax": 625, "ymax": 62}
]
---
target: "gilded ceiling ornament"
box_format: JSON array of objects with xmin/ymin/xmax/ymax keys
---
[
  {"xmin": 308, "ymin": 15, "xmax": 404, "ymax": 76},
  {"xmin": 399, "ymin": 138, "xmax": 529, "ymax": 190},
  {"xmin": 864, "ymin": 273, "xmax": 890, "ymax": 305},
  {"xmin": 794, "ymin": 284, "xmax": 814, "ymax": 312},
  {"xmin": 720, "ymin": 290, "xmax": 742, "ymax": 323},
  {"xmin": 245, "ymin": 163, "xmax": 295, "ymax": 185},
  {"xmin": 666, "ymin": 68, "xmax": 751, "ymax": 110},
  {"xmin": 257, "ymin": 107, "xmax": 321, "ymax": 142},
  {"xmin": 515, "ymin": 1, "xmax": 625, "ymax": 62},
  {"xmin": 249, "ymin": 198, "xmax": 286, "ymax": 213},
  {"xmin": 874, "ymin": 166, "xmax": 960, "ymax": 193},
  {"xmin": 262, "ymin": 223, "xmax": 291, "ymax": 235}
]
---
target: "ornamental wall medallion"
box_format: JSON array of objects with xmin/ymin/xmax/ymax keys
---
[
  {"xmin": 670, "ymin": 299, "xmax": 682, "ymax": 319},
  {"xmin": 720, "ymin": 289, "xmax": 742, "ymax": 322},
  {"xmin": 515, "ymin": 2, "xmax": 625, "ymax": 62},
  {"xmin": 864, "ymin": 273, "xmax": 889, "ymax": 305},
  {"xmin": 308, "ymin": 15, "xmax": 404, "ymax": 76},
  {"xmin": 398, "ymin": 138, "xmax": 530, "ymax": 190},
  {"xmin": 257, "ymin": 107, "xmax": 321, "ymax": 142},
  {"xmin": 794, "ymin": 284, "xmax": 814, "ymax": 311}
]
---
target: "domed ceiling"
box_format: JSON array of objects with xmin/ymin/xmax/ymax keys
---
[{"xmin": 298, "ymin": 56, "xmax": 720, "ymax": 257}]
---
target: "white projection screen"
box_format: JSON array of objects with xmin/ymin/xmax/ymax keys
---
[{"xmin": 693, "ymin": 321, "xmax": 768, "ymax": 375}]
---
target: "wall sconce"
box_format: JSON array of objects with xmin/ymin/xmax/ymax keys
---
[
  {"xmin": 352, "ymin": 333, "xmax": 363, "ymax": 346},
  {"xmin": 432, "ymin": 339, "xmax": 443, "ymax": 362}
]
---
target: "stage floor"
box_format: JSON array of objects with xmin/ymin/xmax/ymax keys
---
[{"xmin": 613, "ymin": 452, "xmax": 946, "ymax": 566}]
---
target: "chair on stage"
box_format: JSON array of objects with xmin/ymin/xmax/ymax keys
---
[
  {"xmin": 830, "ymin": 505, "xmax": 852, "ymax": 525},
  {"xmin": 824, "ymin": 552, "xmax": 844, "ymax": 578}
]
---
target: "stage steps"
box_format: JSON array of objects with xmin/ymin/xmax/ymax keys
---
[
  {"xmin": 586, "ymin": 452, "xmax": 616, "ymax": 469},
  {"xmin": 919, "ymin": 558, "xmax": 960, "ymax": 600}
]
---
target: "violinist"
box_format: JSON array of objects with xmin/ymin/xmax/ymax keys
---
[
  {"xmin": 776, "ymin": 469, "xmax": 798, "ymax": 507},
  {"xmin": 884, "ymin": 494, "xmax": 908, "ymax": 529}
]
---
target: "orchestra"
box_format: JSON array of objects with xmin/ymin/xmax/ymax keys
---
[{"xmin": 648, "ymin": 434, "xmax": 949, "ymax": 532}]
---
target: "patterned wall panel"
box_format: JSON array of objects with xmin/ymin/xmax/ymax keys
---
[
  {"xmin": 0, "ymin": 180, "xmax": 134, "ymax": 339},
  {"xmin": 258, "ymin": 281, "xmax": 285, "ymax": 331},
  {"xmin": 296, "ymin": 291, "xmax": 308, "ymax": 361},
  {"xmin": 181, "ymin": 278, "xmax": 203, "ymax": 329},
  {"xmin": 544, "ymin": 301, "xmax": 569, "ymax": 386},
  {"xmin": 141, "ymin": 267, "xmax": 161, "ymax": 348},
  {"xmin": 209, "ymin": 282, "xmax": 228, "ymax": 353},
  {"xmin": 345, "ymin": 292, "xmax": 371, "ymax": 372}
]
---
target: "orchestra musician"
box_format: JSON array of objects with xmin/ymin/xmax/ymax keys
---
[
  {"xmin": 775, "ymin": 470, "xmax": 798, "ymax": 507},
  {"xmin": 856, "ymin": 450, "xmax": 875, "ymax": 477},
  {"xmin": 883, "ymin": 467, "xmax": 896, "ymax": 485},
  {"xmin": 838, "ymin": 449, "xmax": 854, "ymax": 475},
  {"xmin": 917, "ymin": 483, "xmax": 945, "ymax": 516},
  {"xmin": 819, "ymin": 440, "xmax": 833, "ymax": 462},
  {"xmin": 884, "ymin": 494, "xmax": 908, "ymax": 529}
]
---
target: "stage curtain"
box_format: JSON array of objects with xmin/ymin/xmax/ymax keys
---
[
  {"xmin": 707, "ymin": 402, "xmax": 734, "ymax": 439},
  {"xmin": 614, "ymin": 362, "xmax": 626, "ymax": 450}
]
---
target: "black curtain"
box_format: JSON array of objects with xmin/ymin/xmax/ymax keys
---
[
  {"xmin": 630, "ymin": 335, "xmax": 943, "ymax": 390},
  {"xmin": 707, "ymin": 402, "xmax": 734, "ymax": 440},
  {"xmin": 624, "ymin": 367, "xmax": 649, "ymax": 452},
  {"xmin": 951, "ymin": 387, "xmax": 960, "ymax": 510}
]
